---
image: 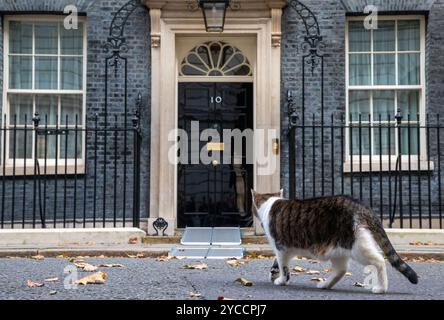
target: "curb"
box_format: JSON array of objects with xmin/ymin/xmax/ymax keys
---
[{"xmin": 0, "ymin": 247, "xmax": 443, "ymax": 260}]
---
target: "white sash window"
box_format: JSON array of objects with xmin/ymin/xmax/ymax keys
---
[
  {"xmin": 2, "ymin": 16, "xmax": 87, "ymax": 171},
  {"xmin": 346, "ymin": 16, "xmax": 427, "ymax": 169}
]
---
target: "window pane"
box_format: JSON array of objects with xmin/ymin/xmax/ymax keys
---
[
  {"xmin": 35, "ymin": 57, "xmax": 58, "ymax": 89},
  {"xmin": 37, "ymin": 135, "xmax": 56, "ymax": 159},
  {"xmin": 9, "ymin": 94, "xmax": 33, "ymax": 125},
  {"xmin": 61, "ymin": 23, "xmax": 83, "ymax": 55},
  {"xmin": 9, "ymin": 21, "xmax": 32, "ymax": 54},
  {"xmin": 60, "ymin": 131, "xmax": 82, "ymax": 159},
  {"xmin": 373, "ymin": 90, "xmax": 395, "ymax": 121},
  {"xmin": 349, "ymin": 54, "xmax": 371, "ymax": 85},
  {"xmin": 374, "ymin": 21, "xmax": 395, "ymax": 52},
  {"xmin": 61, "ymin": 57, "xmax": 83, "ymax": 90},
  {"xmin": 401, "ymin": 127, "xmax": 419, "ymax": 156},
  {"xmin": 398, "ymin": 53, "xmax": 420, "ymax": 85},
  {"xmin": 374, "ymin": 126, "xmax": 396, "ymax": 156},
  {"xmin": 349, "ymin": 21, "xmax": 371, "ymax": 52},
  {"xmin": 61, "ymin": 95, "xmax": 83, "ymax": 125},
  {"xmin": 349, "ymin": 91, "xmax": 370, "ymax": 121},
  {"xmin": 374, "ymin": 54, "xmax": 396, "ymax": 85},
  {"xmin": 398, "ymin": 20, "xmax": 420, "ymax": 51},
  {"xmin": 351, "ymin": 127, "xmax": 370, "ymax": 155},
  {"xmin": 398, "ymin": 91, "xmax": 419, "ymax": 121},
  {"xmin": 36, "ymin": 95, "xmax": 58, "ymax": 126},
  {"xmin": 35, "ymin": 22, "xmax": 58, "ymax": 55},
  {"xmin": 9, "ymin": 56, "xmax": 32, "ymax": 89},
  {"xmin": 9, "ymin": 130, "xmax": 32, "ymax": 159}
]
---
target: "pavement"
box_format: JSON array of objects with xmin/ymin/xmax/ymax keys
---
[{"xmin": 0, "ymin": 256, "xmax": 442, "ymax": 300}]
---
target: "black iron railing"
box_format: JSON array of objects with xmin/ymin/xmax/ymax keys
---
[
  {"xmin": 288, "ymin": 112, "xmax": 443, "ymax": 229},
  {"xmin": 0, "ymin": 113, "xmax": 141, "ymax": 229}
]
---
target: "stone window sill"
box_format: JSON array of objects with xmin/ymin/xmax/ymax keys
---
[
  {"xmin": 0, "ymin": 164, "xmax": 85, "ymax": 176},
  {"xmin": 343, "ymin": 160, "xmax": 434, "ymax": 173}
]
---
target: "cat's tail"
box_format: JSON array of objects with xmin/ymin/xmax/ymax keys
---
[{"xmin": 367, "ymin": 219, "xmax": 418, "ymax": 284}]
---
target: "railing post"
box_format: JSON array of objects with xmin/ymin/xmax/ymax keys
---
[
  {"xmin": 132, "ymin": 106, "xmax": 141, "ymax": 228},
  {"xmin": 287, "ymin": 90, "xmax": 298, "ymax": 199},
  {"xmin": 391, "ymin": 108, "xmax": 403, "ymax": 228},
  {"xmin": 32, "ymin": 112, "xmax": 41, "ymax": 229}
]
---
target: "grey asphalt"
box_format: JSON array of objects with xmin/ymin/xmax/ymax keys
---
[{"xmin": 0, "ymin": 257, "xmax": 442, "ymax": 300}]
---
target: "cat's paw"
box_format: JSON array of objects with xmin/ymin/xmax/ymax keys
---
[
  {"xmin": 371, "ymin": 286, "xmax": 388, "ymax": 294},
  {"xmin": 269, "ymin": 270, "xmax": 280, "ymax": 283},
  {"xmin": 273, "ymin": 277, "xmax": 289, "ymax": 286}
]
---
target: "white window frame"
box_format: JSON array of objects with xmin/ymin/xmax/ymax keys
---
[
  {"xmin": 345, "ymin": 15, "xmax": 432, "ymax": 172},
  {"xmin": 2, "ymin": 15, "xmax": 87, "ymax": 175}
]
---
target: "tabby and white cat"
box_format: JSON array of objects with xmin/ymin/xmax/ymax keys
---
[{"xmin": 251, "ymin": 190, "xmax": 418, "ymax": 294}]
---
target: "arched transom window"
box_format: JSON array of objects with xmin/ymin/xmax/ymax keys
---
[{"xmin": 180, "ymin": 41, "xmax": 253, "ymax": 77}]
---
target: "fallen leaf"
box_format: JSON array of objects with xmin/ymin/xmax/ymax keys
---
[
  {"xmin": 27, "ymin": 280, "xmax": 44, "ymax": 288},
  {"xmin": 293, "ymin": 266, "xmax": 306, "ymax": 273},
  {"xmin": 308, "ymin": 260, "xmax": 319, "ymax": 264},
  {"xmin": 49, "ymin": 290, "xmax": 57, "ymax": 295},
  {"xmin": 44, "ymin": 277, "xmax": 59, "ymax": 283},
  {"xmin": 324, "ymin": 268, "xmax": 333, "ymax": 273},
  {"xmin": 189, "ymin": 291, "xmax": 202, "ymax": 298},
  {"xmin": 217, "ymin": 296, "xmax": 236, "ymax": 300},
  {"xmin": 306, "ymin": 270, "xmax": 321, "ymax": 275},
  {"xmin": 310, "ymin": 277, "xmax": 326, "ymax": 282},
  {"xmin": 98, "ymin": 264, "xmax": 124, "ymax": 268},
  {"xmin": 245, "ymin": 253, "xmax": 269, "ymax": 260},
  {"xmin": 75, "ymin": 272, "xmax": 107, "ymax": 285},
  {"xmin": 74, "ymin": 263, "xmax": 98, "ymax": 272},
  {"xmin": 293, "ymin": 256, "xmax": 308, "ymax": 261},
  {"xmin": 345, "ymin": 272, "xmax": 353, "ymax": 276},
  {"xmin": 235, "ymin": 278, "xmax": 254, "ymax": 287},
  {"xmin": 157, "ymin": 256, "xmax": 184, "ymax": 262},
  {"xmin": 182, "ymin": 263, "xmax": 208, "ymax": 270},
  {"xmin": 31, "ymin": 255, "xmax": 44, "ymax": 261},
  {"xmin": 353, "ymin": 282, "xmax": 366, "ymax": 288},
  {"xmin": 56, "ymin": 255, "xmax": 68, "ymax": 259},
  {"xmin": 226, "ymin": 258, "xmax": 248, "ymax": 267}
]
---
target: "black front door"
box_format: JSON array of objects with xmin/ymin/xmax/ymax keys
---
[{"xmin": 178, "ymin": 83, "xmax": 254, "ymax": 228}]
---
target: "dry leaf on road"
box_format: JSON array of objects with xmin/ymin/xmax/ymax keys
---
[
  {"xmin": 293, "ymin": 266, "xmax": 306, "ymax": 273},
  {"xmin": 218, "ymin": 296, "xmax": 236, "ymax": 300},
  {"xmin": 27, "ymin": 280, "xmax": 44, "ymax": 288},
  {"xmin": 345, "ymin": 272, "xmax": 353, "ymax": 276},
  {"xmin": 235, "ymin": 278, "xmax": 254, "ymax": 287},
  {"xmin": 31, "ymin": 255, "xmax": 44, "ymax": 260},
  {"xmin": 98, "ymin": 264, "xmax": 124, "ymax": 268},
  {"xmin": 75, "ymin": 272, "xmax": 107, "ymax": 285},
  {"xmin": 74, "ymin": 263, "xmax": 98, "ymax": 272},
  {"xmin": 306, "ymin": 270, "xmax": 321, "ymax": 275},
  {"xmin": 310, "ymin": 277, "xmax": 326, "ymax": 282},
  {"xmin": 189, "ymin": 291, "xmax": 202, "ymax": 298},
  {"xmin": 182, "ymin": 263, "xmax": 208, "ymax": 270},
  {"xmin": 353, "ymin": 282, "xmax": 366, "ymax": 288},
  {"xmin": 324, "ymin": 268, "xmax": 332, "ymax": 273},
  {"xmin": 226, "ymin": 258, "xmax": 248, "ymax": 267}
]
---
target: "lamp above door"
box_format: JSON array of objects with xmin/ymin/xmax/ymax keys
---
[{"xmin": 198, "ymin": 0, "xmax": 230, "ymax": 32}]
